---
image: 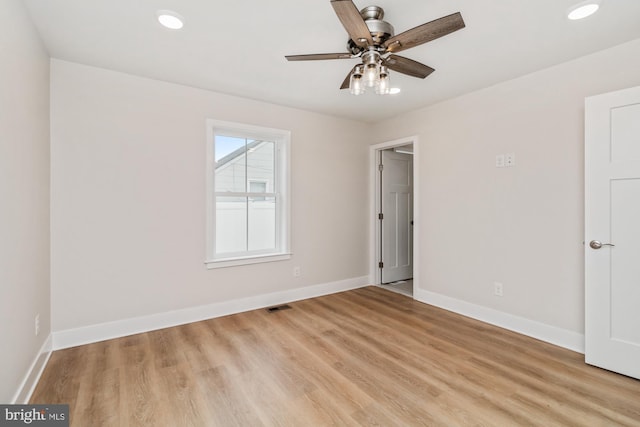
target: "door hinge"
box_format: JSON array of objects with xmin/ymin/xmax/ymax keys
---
[
  {"xmin": 378, "ymin": 213, "xmax": 383, "ymax": 220},
  {"xmin": 378, "ymin": 261, "xmax": 384, "ymax": 268},
  {"xmin": 378, "ymin": 164, "xmax": 383, "ymax": 171}
]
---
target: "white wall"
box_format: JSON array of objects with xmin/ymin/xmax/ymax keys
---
[
  {"xmin": 0, "ymin": 0, "xmax": 51, "ymax": 403},
  {"xmin": 372, "ymin": 39, "xmax": 640, "ymax": 335},
  {"xmin": 50, "ymin": 60, "xmax": 370, "ymax": 333}
]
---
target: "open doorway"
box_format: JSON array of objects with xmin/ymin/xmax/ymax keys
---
[{"xmin": 369, "ymin": 137, "xmax": 418, "ymax": 298}]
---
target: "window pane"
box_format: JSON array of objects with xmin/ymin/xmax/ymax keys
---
[
  {"xmin": 247, "ymin": 140, "xmax": 275, "ymax": 192},
  {"xmin": 249, "ymin": 181, "xmax": 266, "ymax": 193},
  {"xmin": 215, "ymin": 135, "xmax": 246, "ymax": 192},
  {"xmin": 216, "ymin": 196, "xmax": 247, "ymax": 254},
  {"xmin": 248, "ymin": 196, "xmax": 276, "ymax": 251}
]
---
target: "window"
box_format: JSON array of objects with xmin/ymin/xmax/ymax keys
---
[
  {"xmin": 206, "ymin": 120, "xmax": 290, "ymax": 268},
  {"xmin": 248, "ymin": 180, "xmax": 268, "ymax": 201}
]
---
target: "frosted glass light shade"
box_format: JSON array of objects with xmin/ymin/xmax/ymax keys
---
[
  {"xmin": 363, "ymin": 63, "xmax": 379, "ymax": 88},
  {"xmin": 376, "ymin": 67, "xmax": 390, "ymax": 95},
  {"xmin": 349, "ymin": 65, "xmax": 365, "ymax": 95}
]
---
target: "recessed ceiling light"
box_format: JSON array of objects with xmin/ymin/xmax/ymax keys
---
[
  {"xmin": 567, "ymin": 2, "xmax": 600, "ymax": 20},
  {"xmin": 389, "ymin": 87, "xmax": 401, "ymax": 95},
  {"xmin": 157, "ymin": 10, "xmax": 184, "ymax": 30}
]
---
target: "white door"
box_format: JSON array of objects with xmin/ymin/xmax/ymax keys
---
[
  {"xmin": 380, "ymin": 149, "xmax": 413, "ymax": 283},
  {"xmin": 585, "ymin": 85, "xmax": 640, "ymax": 380}
]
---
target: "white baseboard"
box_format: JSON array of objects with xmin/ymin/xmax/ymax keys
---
[
  {"xmin": 53, "ymin": 276, "xmax": 369, "ymax": 350},
  {"xmin": 415, "ymin": 288, "xmax": 585, "ymax": 353},
  {"xmin": 12, "ymin": 334, "xmax": 53, "ymax": 404}
]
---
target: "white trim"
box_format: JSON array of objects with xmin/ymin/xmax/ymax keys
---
[
  {"xmin": 12, "ymin": 334, "xmax": 53, "ymax": 404},
  {"xmin": 369, "ymin": 136, "xmax": 420, "ymax": 297},
  {"xmin": 52, "ymin": 276, "xmax": 369, "ymax": 350},
  {"xmin": 415, "ymin": 288, "xmax": 585, "ymax": 353},
  {"xmin": 205, "ymin": 252, "xmax": 291, "ymax": 269},
  {"xmin": 207, "ymin": 120, "xmax": 291, "ymax": 141}
]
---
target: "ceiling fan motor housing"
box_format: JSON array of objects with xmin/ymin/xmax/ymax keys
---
[
  {"xmin": 365, "ymin": 18, "xmax": 394, "ymax": 46},
  {"xmin": 347, "ymin": 5, "xmax": 394, "ymax": 53}
]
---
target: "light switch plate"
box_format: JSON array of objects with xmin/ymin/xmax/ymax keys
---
[{"xmin": 505, "ymin": 153, "xmax": 515, "ymax": 167}]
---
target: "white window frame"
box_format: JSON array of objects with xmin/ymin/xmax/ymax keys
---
[{"xmin": 205, "ymin": 119, "xmax": 291, "ymax": 269}]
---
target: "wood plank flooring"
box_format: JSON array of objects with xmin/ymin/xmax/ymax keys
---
[{"xmin": 31, "ymin": 286, "xmax": 640, "ymax": 426}]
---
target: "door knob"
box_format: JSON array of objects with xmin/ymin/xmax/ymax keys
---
[{"xmin": 589, "ymin": 240, "xmax": 615, "ymax": 249}]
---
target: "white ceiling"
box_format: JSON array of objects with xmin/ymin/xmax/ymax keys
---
[{"xmin": 24, "ymin": 0, "xmax": 640, "ymax": 122}]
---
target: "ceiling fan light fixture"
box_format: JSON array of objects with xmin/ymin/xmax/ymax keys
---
[
  {"xmin": 349, "ymin": 65, "xmax": 365, "ymax": 95},
  {"xmin": 361, "ymin": 51, "xmax": 381, "ymax": 88},
  {"xmin": 348, "ymin": 57, "xmax": 394, "ymax": 96},
  {"xmin": 157, "ymin": 10, "xmax": 185, "ymax": 30},
  {"xmin": 375, "ymin": 66, "xmax": 390, "ymax": 95},
  {"xmin": 567, "ymin": 1, "xmax": 600, "ymax": 20},
  {"xmin": 363, "ymin": 63, "xmax": 380, "ymax": 88}
]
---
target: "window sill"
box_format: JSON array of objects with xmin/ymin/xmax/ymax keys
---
[{"xmin": 205, "ymin": 253, "xmax": 292, "ymax": 269}]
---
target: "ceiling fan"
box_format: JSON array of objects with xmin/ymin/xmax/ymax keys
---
[{"xmin": 285, "ymin": 0, "xmax": 465, "ymax": 95}]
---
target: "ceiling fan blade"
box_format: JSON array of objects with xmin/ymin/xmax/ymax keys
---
[
  {"xmin": 331, "ymin": 0, "xmax": 373, "ymax": 48},
  {"xmin": 383, "ymin": 12, "xmax": 465, "ymax": 53},
  {"xmin": 286, "ymin": 53, "xmax": 353, "ymax": 61},
  {"xmin": 385, "ymin": 55, "xmax": 435, "ymax": 79},
  {"xmin": 340, "ymin": 67, "xmax": 356, "ymax": 89}
]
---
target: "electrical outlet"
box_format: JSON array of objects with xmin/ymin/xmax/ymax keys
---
[
  {"xmin": 495, "ymin": 154, "xmax": 505, "ymax": 168},
  {"xmin": 35, "ymin": 314, "xmax": 40, "ymax": 336},
  {"xmin": 293, "ymin": 266, "xmax": 301, "ymax": 277},
  {"xmin": 494, "ymin": 282, "xmax": 504, "ymax": 297}
]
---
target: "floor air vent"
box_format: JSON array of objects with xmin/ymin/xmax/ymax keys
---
[{"xmin": 266, "ymin": 304, "xmax": 292, "ymax": 313}]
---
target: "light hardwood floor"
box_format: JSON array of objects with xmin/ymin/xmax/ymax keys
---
[{"xmin": 31, "ymin": 287, "xmax": 640, "ymax": 426}]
